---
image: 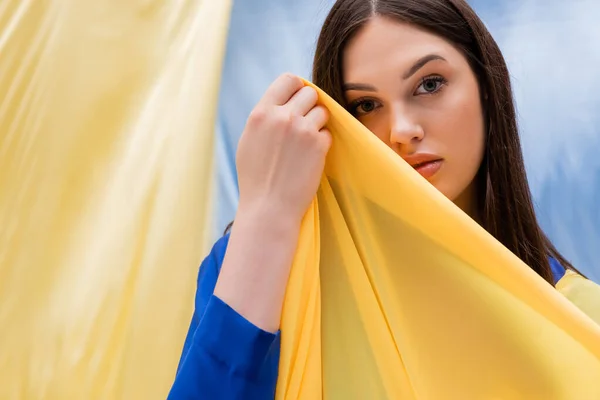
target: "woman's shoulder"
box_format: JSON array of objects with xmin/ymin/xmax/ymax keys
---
[
  {"xmin": 548, "ymin": 257, "xmax": 567, "ymax": 284},
  {"xmin": 554, "ymin": 266, "xmax": 600, "ymax": 324}
]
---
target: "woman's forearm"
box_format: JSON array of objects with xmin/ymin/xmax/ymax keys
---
[{"xmin": 214, "ymin": 206, "xmax": 302, "ymax": 333}]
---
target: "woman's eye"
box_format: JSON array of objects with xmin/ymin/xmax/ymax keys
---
[
  {"xmin": 350, "ymin": 99, "xmax": 380, "ymax": 116},
  {"xmin": 415, "ymin": 76, "xmax": 446, "ymax": 95},
  {"xmin": 359, "ymin": 100, "xmax": 377, "ymax": 113}
]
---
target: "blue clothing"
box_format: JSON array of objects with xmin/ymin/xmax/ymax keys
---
[
  {"xmin": 167, "ymin": 234, "xmax": 566, "ymax": 399},
  {"xmin": 549, "ymin": 257, "xmax": 566, "ymax": 283},
  {"xmin": 168, "ymin": 234, "xmax": 280, "ymax": 400}
]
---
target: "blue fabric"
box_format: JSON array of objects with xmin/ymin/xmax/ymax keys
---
[
  {"xmin": 168, "ymin": 233, "xmax": 567, "ymax": 399},
  {"xmin": 167, "ymin": 234, "xmax": 280, "ymax": 400},
  {"xmin": 550, "ymin": 257, "xmax": 566, "ymax": 284}
]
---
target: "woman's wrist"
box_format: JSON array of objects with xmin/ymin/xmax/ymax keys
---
[{"xmin": 214, "ymin": 202, "xmax": 304, "ymax": 333}]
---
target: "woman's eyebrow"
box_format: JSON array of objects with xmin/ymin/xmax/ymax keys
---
[
  {"xmin": 343, "ymin": 82, "xmax": 378, "ymax": 92},
  {"xmin": 402, "ymin": 53, "xmax": 447, "ymax": 80},
  {"xmin": 343, "ymin": 53, "xmax": 447, "ymax": 92}
]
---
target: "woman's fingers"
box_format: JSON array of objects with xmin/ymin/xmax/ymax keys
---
[
  {"xmin": 285, "ymin": 86, "xmax": 319, "ymax": 117},
  {"xmin": 303, "ymin": 105, "xmax": 329, "ymax": 130},
  {"xmin": 260, "ymin": 73, "xmax": 305, "ymax": 106}
]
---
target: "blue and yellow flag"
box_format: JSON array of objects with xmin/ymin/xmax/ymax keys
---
[{"xmin": 1, "ymin": 1, "xmax": 599, "ymax": 399}]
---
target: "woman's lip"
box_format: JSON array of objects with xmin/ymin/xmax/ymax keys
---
[{"xmin": 413, "ymin": 159, "xmax": 443, "ymax": 179}]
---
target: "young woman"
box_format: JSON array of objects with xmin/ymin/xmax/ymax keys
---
[{"xmin": 168, "ymin": 0, "xmax": 584, "ymax": 398}]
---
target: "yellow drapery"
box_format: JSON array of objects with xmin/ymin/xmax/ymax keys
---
[
  {"xmin": 0, "ymin": 1, "xmax": 231, "ymax": 398},
  {"xmin": 2, "ymin": 1, "xmax": 599, "ymax": 397},
  {"xmin": 276, "ymin": 80, "xmax": 600, "ymax": 399}
]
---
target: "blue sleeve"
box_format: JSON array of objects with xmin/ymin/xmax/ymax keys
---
[{"xmin": 168, "ymin": 234, "xmax": 281, "ymax": 400}]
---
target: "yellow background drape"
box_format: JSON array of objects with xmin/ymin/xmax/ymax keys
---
[{"xmin": 0, "ymin": 1, "xmax": 232, "ymax": 398}]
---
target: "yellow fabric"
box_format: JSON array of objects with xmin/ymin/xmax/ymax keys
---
[
  {"xmin": 276, "ymin": 80, "xmax": 600, "ymax": 399},
  {"xmin": 557, "ymin": 270, "xmax": 600, "ymax": 325},
  {"xmin": 0, "ymin": 1, "xmax": 231, "ymax": 399}
]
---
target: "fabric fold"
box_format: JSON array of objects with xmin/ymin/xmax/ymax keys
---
[{"xmin": 275, "ymin": 79, "xmax": 600, "ymax": 399}]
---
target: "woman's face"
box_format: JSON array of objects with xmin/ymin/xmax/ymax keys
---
[{"xmin": 342, "ymin": 16, "xmax": 486, "ymax": 215}]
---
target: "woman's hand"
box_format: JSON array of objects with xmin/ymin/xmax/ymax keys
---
[
  {"xmin": 214, "ymin": 74, "xmax": 330, "ymax": 333},
  {"xmin": 235, "ymin": 73, "xmax": 331, "ymax": 223}
]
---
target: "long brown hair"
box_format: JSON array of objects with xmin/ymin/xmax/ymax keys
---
[{"xmin": 310, "ymin": 0, "xmax": 577, "ymax": 284}]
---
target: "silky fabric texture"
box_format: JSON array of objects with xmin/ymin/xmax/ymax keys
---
[
  {"xmin": 557, "ymin": 270, "xmax": 600, "ymax": 324},
  {"xmin": 0, "ymin": 1, "xmax": 231, "ymax": 399},
  {"xmin": 276, "ymin": 80, "xmax": 600, "ymax": 400}
]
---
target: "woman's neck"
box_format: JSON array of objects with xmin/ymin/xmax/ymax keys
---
[{"xmin": 453, "ymin": 182, "xmax": 481, "ymax": 223}]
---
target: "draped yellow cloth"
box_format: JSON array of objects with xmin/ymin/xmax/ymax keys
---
[
  {"xmin": 0, "ymin": 1, "xmax": 231, "ymax": 398},
  {"xmin": 276, "ymin": 80, "xmax": 600, "ymax": 399},
  {"xmin": 2, "ymin": 0, "xmax": 599, "ymax": 397}
]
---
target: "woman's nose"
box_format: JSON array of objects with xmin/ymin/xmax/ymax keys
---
[{"xmin": 390, "ymin": 110, "xmax": 424, "ymax": 146}]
